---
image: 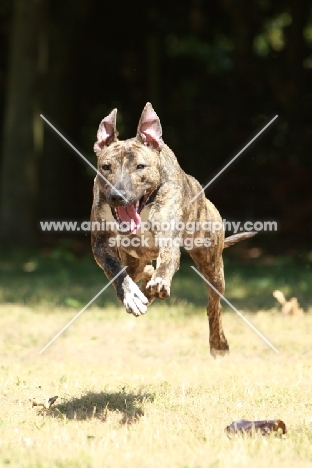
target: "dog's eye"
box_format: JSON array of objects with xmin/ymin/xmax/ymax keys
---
[
  {"xmin": 101, "ymin": 164, "xmax": 110, "ymax": 171},
  {"xmin": 136, "ymin": 164, "xmax": 145, "ymax": 170}
]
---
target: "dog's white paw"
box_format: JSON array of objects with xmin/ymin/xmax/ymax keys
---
[
  {"xmin": 146, "ymin": 277, "xmax": 170, "ymax": 299},
  {"xmin": 122, "ymin": 277, "xmax": 148, "ymax": 316}
]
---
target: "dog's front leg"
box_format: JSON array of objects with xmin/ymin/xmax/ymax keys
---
[
  {"xmin": 145, "ymin": 193, "xmax": 183, "ymax": 300},
  {"xmin": 92, "ymin": 235, "xmax": 148, "ymax": 316},
  {"xmin": 146, "ymin": 246, "xmax": 181, "ymax": 300}
]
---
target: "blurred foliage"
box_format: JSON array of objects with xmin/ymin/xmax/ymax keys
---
[{"xmin": 0, "ymin": 0, "xmax": 312, "ymax": 251}]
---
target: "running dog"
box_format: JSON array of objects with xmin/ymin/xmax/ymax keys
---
[{"xmin": 91, "ymin": 103, "xmax": 255, "ymax": 356}]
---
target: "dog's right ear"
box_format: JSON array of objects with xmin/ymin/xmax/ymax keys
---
[
  {"xmin": 93, "ymin": 109, "xmax": 119, "ymax": 153},
  {"xmin": 136, "ymin": 103, "xmax": 164, "ymax": 151}
]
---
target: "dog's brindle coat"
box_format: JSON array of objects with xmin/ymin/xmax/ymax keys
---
[{"xmin": 91, "ymin": 103, "xmax": 255, "ymax": 356}]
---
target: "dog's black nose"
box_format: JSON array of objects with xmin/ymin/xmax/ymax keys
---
[{"xmin": 110, "ymin": 189, "xmax": 127, "ymax": 204}]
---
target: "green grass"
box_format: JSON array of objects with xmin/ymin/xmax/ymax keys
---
[
  {"xmin": 0, "ymin": 245, "xmax": 312, "ymax": 314},
  {"xmin": 0, "ymin": 246, "xmax": 311, "ymax": 311}
]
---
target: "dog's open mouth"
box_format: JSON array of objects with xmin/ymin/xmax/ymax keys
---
[{"xmin": 110, "ymin": 193, "xmax": 150, "ymax": 234}]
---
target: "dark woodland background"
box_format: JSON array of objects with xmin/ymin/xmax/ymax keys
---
[{"xmin": 0, "ymin": 0, "xmax": 312, "ymax": 257}]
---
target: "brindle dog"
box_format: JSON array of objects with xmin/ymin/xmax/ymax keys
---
[{"xmin": 91, "ymin": 103, "xmax": 255, "ymax": 356}]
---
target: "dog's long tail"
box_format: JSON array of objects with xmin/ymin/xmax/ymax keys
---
[{"xmin": 223, "ymin": 231, "xmax": 257, "ymax": 249}]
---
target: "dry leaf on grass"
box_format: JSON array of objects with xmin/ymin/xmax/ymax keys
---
[
  {"xmin": 225, "ymin": 419, "xmax": 287, "ymax": 438},
  {"xmin": 273, "ymin": 290, "xmax": 304, "ymax": 316}
]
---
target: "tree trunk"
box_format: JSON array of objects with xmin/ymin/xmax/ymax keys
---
[{"xmin": 0, "ymin": 0, "xmax": 47, "ymax": 246}]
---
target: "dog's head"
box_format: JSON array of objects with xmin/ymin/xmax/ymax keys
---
[{"xmin": 94, "ymin": 103, "xmax": 163, "ymax": 234}]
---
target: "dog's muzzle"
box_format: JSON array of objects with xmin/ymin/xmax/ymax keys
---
[{"xmin": 110, "ymin": 191, "xmax": 151, "ymax": 235}]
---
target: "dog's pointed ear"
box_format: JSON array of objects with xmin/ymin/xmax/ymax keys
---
[
  {"xmin": 136, "ymin": 103, "xmax": 164, "ymax": 151},
  {"xmin": 93, "ymin": 109, "xmax": 119, "ymax": 153}
]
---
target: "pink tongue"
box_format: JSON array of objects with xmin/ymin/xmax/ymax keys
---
[{"xmin": 116, "ymin": 204, "xmax": 141, "ymax": 234}]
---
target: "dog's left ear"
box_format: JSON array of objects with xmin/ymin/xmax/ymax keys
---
[{"xmin": 136, "ymin": 103, "xmax": 164, "ymax": 151}]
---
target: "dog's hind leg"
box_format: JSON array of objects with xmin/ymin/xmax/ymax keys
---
[{"xmin": 189, "ymin": 250, "xmax": 229, "ymax": 357}]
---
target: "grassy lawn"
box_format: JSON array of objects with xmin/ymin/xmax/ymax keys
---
[
  {"xmin": 0, "ymin": 248, "xmax": 311, "ymax": 467},
  {"xmin": 0, "ymin": 246, "xmax": 311, "ymax": 311}
]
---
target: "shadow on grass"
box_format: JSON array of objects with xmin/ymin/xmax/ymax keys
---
[{"xmin": 54, "ymin": 389, "xmax": 155, "ymax": 424}]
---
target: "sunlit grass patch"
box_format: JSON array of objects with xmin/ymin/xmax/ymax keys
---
[{"xmin": 0, "ymin": 303, "xmax": 311, "ymax": 466}]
